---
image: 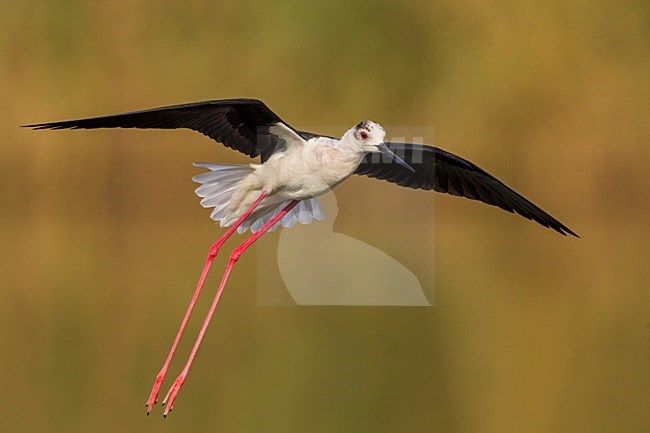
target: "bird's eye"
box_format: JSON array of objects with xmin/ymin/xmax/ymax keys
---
[{"xmin": 360, "ymin": 131, "xmax": 369, "ymax": 140}]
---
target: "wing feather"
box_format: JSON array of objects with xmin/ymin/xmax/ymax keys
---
[
  {"xmin": 24, "ymin": 98, "xmax": 315, "ymax": 162},
  {"xmin": 355, "ymin": 142, "xmax": 577, "ymax": 236}
]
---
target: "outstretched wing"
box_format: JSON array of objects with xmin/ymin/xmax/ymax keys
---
[
  {"xmin": 24, "ymin": 98, "xmax": 312, "ymax": 162},
  {"xmin": 355, "ymin": 142, "xmax": 577, "ymax": 237}
]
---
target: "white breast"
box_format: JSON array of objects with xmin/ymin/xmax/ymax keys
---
[{"xmin": 259, "ymin": 137, "xmax": 364, "ymax": 201}]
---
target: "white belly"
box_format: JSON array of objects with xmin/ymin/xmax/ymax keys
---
[
  {"xmin": 224, "ymin": 138, "xmax": 363, "ymax": 225},
  {"xmin": 258, "ymin": 143, "xmax": 361, "ymax": 200}
]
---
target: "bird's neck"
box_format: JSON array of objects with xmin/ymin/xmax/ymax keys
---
[
  {"xmin": 336, "ymin": 136, "xmax": 367, "ymax": 168},
  {"xmin": 306, "ymin": 137, "xmax": 366, "ymax": 189}
]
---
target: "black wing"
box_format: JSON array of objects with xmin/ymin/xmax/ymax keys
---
[
  {"xmin": 24, "ymin": 98, "xmax": 313, "ymax": 162},
  {"xmin": 355, "ymin": 142, "xmax": 578, "ymax": 237}
]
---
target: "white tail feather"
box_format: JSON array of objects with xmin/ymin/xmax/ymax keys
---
[
  {"xmin": 193, "ymin": 163, "xmax": 324, "ymax": 234},
  {"xmin": 235, "ymin": 199, "xmax": 324, "ymax": 234}
]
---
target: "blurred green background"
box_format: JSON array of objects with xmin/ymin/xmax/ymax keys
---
[{"xmin": 0, "ymin": 1, "xmax": 648, "ymax": 432}]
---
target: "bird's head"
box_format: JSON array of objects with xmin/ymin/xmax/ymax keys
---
[
  {"xmin": 343, "ymin": 120, "xmax": 414, "ymax": 172},
  {"xmin": 348, "ymin": 120, "xmax": 386, "ymax": 152}
]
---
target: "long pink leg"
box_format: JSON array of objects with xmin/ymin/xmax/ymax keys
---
[
  {"xmin": 161, "ymin": 199, "xmax": 300, "ymax": 417},
  {"xmin": 145, "ymin": 190, "xmax": 269, "ymax": 415}
]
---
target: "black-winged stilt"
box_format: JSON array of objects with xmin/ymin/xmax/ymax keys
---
[{"xmin": 25, "ymin": 98, "xmax": 577, "ymax": 416}]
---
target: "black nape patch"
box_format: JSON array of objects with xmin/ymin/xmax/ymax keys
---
[{"xmin": 355, "ymin": 120, "xmax": 370, "ymax": 130}]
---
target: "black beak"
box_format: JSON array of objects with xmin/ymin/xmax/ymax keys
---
[{"xmin": 377, "ymin": 143, "xmax": 415, "ymax": 172}]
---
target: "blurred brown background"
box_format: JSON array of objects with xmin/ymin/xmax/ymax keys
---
[{"xmin": 0, "ymin": 1, "xmax": 648, "ymax": 432}]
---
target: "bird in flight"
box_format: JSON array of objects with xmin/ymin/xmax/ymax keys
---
[{"xmin": 25, "ymin": 98, "xmax": 577, "ymax": 416}]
